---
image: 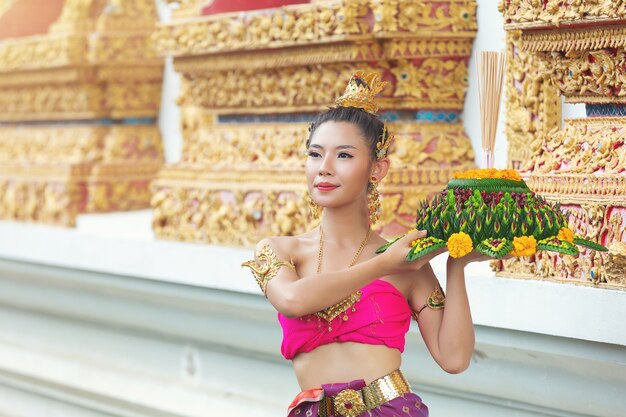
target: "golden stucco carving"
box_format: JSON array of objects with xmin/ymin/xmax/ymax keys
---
[
  {"xmin": 520, "ymin": 25, "xmax": 626, "ymax": 53},
  {"xmin": 179, "ymin": 58, "xmax": 468, "ymax": 114},
  {"xmin": 0, "ymin": 0, "xmax": 163, "ymax": 119},
  {"xmin": 526, "ymin": 118, "xmax": 626, "ymax": 176},
  {"xmin": 498, "ymin": 0, "xmax": 626, "ymax": 28},
  {"xmin": 0, "ymin": 125, "xmax": 163, "ymax": 226},
  {"xmin": 498, "ymin": 6, "xmax": 626, "ymax": 288},
  {"xmin": 0, "ymin": 0, "xmax": 164, "ymax": 226},
  {"xmin": 538, "ymin": 48, "xmax": 626, "ymax": 104},
  {"xmin": 152, "ymin": 0, "xmax": 477, "ymax": 245},
  {"xmin": 154, "ymin": 0, "xmax": 477, "ymax": 57},
  {"xmin": 152, "ymin": 121, "xmax": 475, "ymax": 245},
  {"xmin": 504, "ymin": 30, "xmax": 560, "ymax": 169},
  {"xmin": 605, "ymin": 242, "xmax": 626, "ymax": 286}
]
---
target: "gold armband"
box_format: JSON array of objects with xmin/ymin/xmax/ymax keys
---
[
  {"xmin": 412, "ymin": 282, "xmax": 445, "ymax": 321},
  {"xmin": 241, "ymin": 243, "xmax": 295, "ymax": 296}
]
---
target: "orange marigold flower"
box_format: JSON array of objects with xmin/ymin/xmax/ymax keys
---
[
  {"xmin": 453, "ymin": 168, "xmax": 522, "ymax": 182},
  {"xmin": 557, "ymin": 227, "xmax": 574, "ymax": 244},
  {"xmin": 510, "ymin": 235, "xmax": 537, "ymax": 257},
  {"xmin": 447, "ymin": 232, "xmax": 473, "ymax": 258}
]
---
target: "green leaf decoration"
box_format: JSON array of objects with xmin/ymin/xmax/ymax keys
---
[
  {"xmin": 537, "ymin": 237, "xmax": 579, "ymax": 256},
  {"xmin": 375, "ymin": 236, "xmax": 401, "ymax": 254},
  {"xmin": 410, "ymin": 171, "xmax": 607, "ymax": 260},
  {"xmin": 447, "ymin": 178, "xmax": 529, "ymax": 192},
  {"xmin": 406, "ymin": 237, "xmax": 446, "ymax": 261},
  {"xmin": 476, "ymin": 238, "xmax": 514, "ymax": 259},
  {"xmin": 573, "ymin": 237, "xmax": 609, "ymax": 252}
]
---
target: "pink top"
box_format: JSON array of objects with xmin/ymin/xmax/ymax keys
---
[{"xmin": 278, "ymin": 280, "xmax": 412, "ymax": 360}]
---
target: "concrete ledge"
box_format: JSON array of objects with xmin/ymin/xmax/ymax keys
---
[
  {"xmin": 0, "ymin": 258, "xmax": 624, "ymax": 417},
  {"xmin": 0, "ymin": 215, "xmax": 625, "ymax": 346}
]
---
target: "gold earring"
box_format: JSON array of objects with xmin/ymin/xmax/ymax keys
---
[
  {"xmin": 367, "ymin": 177, "xmax": 381, "ymax": 225},
  {"xmin": 306, "ymin": 193, "xmax": 321, "ymax": 219}
]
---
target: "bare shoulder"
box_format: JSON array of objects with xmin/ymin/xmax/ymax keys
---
[{"xmin": 256, "ymin": 229, "xmax": 317, "ymax": 262}]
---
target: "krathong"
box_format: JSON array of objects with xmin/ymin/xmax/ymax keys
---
[{"xmin": 377, "ymin": 51, "xmax": 608, "ymax": 260}]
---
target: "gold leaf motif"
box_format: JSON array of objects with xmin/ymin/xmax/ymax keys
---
[
  {"xmin": 315, "ymin": 291, "xmax": 362, "ymax": 322},
  {"xmin": 499, "ymin": 0, "xmax": 626, "ymax": 28}
]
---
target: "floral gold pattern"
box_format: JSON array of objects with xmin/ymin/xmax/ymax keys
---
[
  {"xmin": 241, "ymin": 244, "xmax": 296, "ymax": 296},
  {"xmin": 496, "ymin": 5, "xmax": 625, "ymax": 288},
  {"xmin": 152, "ymin": 0, "xmax": 478, "ymax": 245},
  {"xmin": 0, "ymin": 0, "xmax": 163, "ymax": 225},
  {"xmin": 314, "ymin": 291, "xmax": 363, "ymax": 323},
  {"xmin": 334, "ymin": 389, "xmax": 366, "ymax": 417}
]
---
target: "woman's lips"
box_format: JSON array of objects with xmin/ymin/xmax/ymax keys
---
[{"xmin": 316, "ymin": 183, "xmax": 338, "ymax": 191}]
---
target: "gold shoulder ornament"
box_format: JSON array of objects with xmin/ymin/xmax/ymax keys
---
[{"xmin": 241, "ymin": 243, "xmax": 295, "ymax": 296}]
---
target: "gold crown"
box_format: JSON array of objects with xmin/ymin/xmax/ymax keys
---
[{"xmin": 335, "ymin": 71, "xmax": 387, "ymax": 115}]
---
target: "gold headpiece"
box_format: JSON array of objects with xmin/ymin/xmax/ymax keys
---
[
  {"xmin": 335, "ymin": 71, "xmax": 387, "ymax": 115},
  {"xmin": 376, "ymin": 124, "xmax": 393, "ymax": 159},
  {"xmin": 334, "ymin": 71, "xmax": 394, "ymax": 159}
]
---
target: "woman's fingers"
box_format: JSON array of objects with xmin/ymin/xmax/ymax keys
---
[{"xmin": 400, "ymin": 229, "xmax": 427, "ymax": 246}]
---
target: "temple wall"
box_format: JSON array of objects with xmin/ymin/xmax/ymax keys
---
[{"xmin": 0, "ymin": 1, "xmax": 624, "ymax": 417}]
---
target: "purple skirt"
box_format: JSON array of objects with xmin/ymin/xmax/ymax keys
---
[{"xmin": 287, "ymin": 377, "xmax": 428, "ymax": 417}]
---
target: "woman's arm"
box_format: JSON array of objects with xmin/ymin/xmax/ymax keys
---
[
  {"xmin": 410, "ymin": 254, "xmax": 484, "ymax": 374},
  {"xmin": 245, "ymin": 230, "xmax": 432, "ymax": 318}
]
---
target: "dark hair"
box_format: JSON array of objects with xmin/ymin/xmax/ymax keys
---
[{"xmin": 306, "ymin": 106, "xmax": 384, "ymax": 161}]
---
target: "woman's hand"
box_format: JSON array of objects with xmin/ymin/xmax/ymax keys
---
[
  {"xmin": 447, "ymin": 250, "xmax": 513, "ymax": 269},
  {"xmin": 379, "ymin": 229, "xmax": 447, "ymax": 275}
]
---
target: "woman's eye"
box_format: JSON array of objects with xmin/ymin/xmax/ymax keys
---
[
  {"xmin": 338, "ymin": 152, "xmax": 353, "ymax": 159},
  {"xmin": 307, "ymin": 151, "xmax": 321, "ymax": 158}
]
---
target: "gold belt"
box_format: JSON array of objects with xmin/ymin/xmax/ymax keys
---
[{"xmin": 318, "ymin": 369, "xmax": 411, "ymax": 417}]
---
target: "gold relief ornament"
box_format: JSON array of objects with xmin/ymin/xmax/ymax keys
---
[
  {"xmin": 241, "ymin": 243, "xmax": 296, "ymax": 297},
  {"xmin": 503, "ymin": 30, "xmax": 559, "ymax": 168},
  {"xmin": 525, "ymin": 118, "xmax": 626, "ymax": 176},
  {"xmin": 498, "ymin": 0, "xmax": 626, "ymax": 27}
]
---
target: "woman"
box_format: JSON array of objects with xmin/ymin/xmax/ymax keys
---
[{"xmin": 243, "ymin": 72, "xmax": 485, "ymax": 417}]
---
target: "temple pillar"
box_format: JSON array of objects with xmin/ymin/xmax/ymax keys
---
[
  {"xmin": 496, "ymin": 0, "xmax": 626, "ymax": 287},
  {"xmin": 0, "ymin": 0, "xmax": 164, "ymax": 226}
]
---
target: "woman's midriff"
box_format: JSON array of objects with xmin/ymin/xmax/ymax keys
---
[{"xmin": 292, "ymin": 342, "xmax": 402, "ymax": 390}]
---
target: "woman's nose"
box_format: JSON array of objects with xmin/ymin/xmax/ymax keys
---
[{"xmin": 318, "ymin": 155, "xmax": 334, "ymax": 175}]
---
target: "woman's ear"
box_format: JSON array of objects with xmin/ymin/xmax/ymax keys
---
[{"xmin": 371, "ymin": 157, "xmax": 390, "ymax": 181}]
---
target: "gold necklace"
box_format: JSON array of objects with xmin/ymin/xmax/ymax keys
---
[
  {"xmin": 314, "ymin": 226, "xmax": 371, "ymax": 330},
  {"xmin": 317, "ymin": 226, "xmax": 371, "ymax": 273}
]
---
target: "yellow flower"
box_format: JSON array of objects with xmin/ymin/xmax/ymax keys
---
[
  {"xmin": 453, "ymin": 168, "xmax": 522, "ymax": 182},
  {"xmin": 510, "ymin": 235, "xmax": 537, "ymax": 257},
  {"xmin": 447, "ymin": 232, "xmax": 473, "ymax": 258},
  {"xmin": 557, "ymin": 227, "xmax": 574, "ymax": 244}
]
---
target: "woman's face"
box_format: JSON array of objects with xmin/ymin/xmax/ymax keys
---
[{"xmin": 306, "ymin": 121, "xmax": 372, "ymax": 209}]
